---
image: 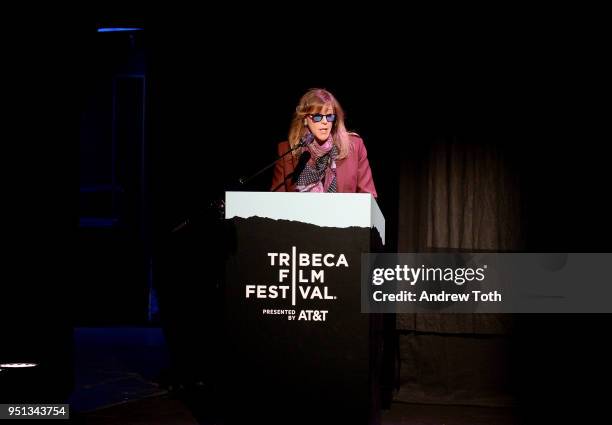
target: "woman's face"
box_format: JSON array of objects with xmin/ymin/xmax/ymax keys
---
[{"xmin": 306, "ymin": 103, "xmax": 335, "ymax": 143}]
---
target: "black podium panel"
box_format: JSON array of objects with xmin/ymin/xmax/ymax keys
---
[{"xmin": 222, "ymin": 217, "xmax": 383, "ymax": 425}]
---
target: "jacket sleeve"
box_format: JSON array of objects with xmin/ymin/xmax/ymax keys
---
[
  {"xmin": 356, "ymin": 138, "xmax": 378, "ymax": 198},
  {"xmin": 270, "ymin": 142, "xmax": 287, "ymax": 192}
]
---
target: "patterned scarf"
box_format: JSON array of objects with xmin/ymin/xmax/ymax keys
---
[{"xmin": 296, "ymin": 133, "xmax": 338, "ymax": 193}]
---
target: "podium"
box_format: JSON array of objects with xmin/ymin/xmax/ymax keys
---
[{"xmin": 222, "ymin": 192, "xmax": 385, "ymax": 425}]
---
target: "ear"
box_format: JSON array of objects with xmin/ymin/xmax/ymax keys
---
[{"xmin": 303, "ymin": 118, "xmax": 307, "ymax": 126}]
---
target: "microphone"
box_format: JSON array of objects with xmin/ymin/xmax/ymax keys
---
[
  {"xmin": 239, "ymin": 133, "xmax": 314, "ymax": 187},
  {"xmin": 298, "ymin": 132, "xmax": 315, "ymax": 147}
]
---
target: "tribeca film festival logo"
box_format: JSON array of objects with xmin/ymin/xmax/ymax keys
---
[{"xmin": 244, "ymin": 246, "xmax": 348, "ymax": 322}]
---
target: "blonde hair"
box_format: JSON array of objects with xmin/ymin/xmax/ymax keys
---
[{"xmin": 288, "ymin": 88, "xmax": 351, "ymax": 160}]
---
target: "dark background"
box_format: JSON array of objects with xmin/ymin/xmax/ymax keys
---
[{"xmin": 3, "ymin": 12, "xmax": 610, "ymax": 423}]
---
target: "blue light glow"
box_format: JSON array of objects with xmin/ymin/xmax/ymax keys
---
[{"xmin": 97, "ymin": 27, "xmax": 143, "ymax": 33}]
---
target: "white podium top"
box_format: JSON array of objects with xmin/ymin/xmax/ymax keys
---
[{"xmin": 225, "ymin": 192, "xmax": 385, "ymax": 245}]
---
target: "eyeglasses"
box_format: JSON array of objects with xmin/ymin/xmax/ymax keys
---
[{"xmin": 308, "ymin": 113, "xmax": 337, "ymax": 123}]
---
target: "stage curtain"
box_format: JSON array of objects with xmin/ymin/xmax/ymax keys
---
[{"xmin": 394, "ymin": 136, "xmax": 522, "ymax": 406}]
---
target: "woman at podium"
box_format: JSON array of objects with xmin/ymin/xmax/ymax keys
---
[{"xmin": 271, "ymin": 88, "xmax": 377, "ymax": 197}]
